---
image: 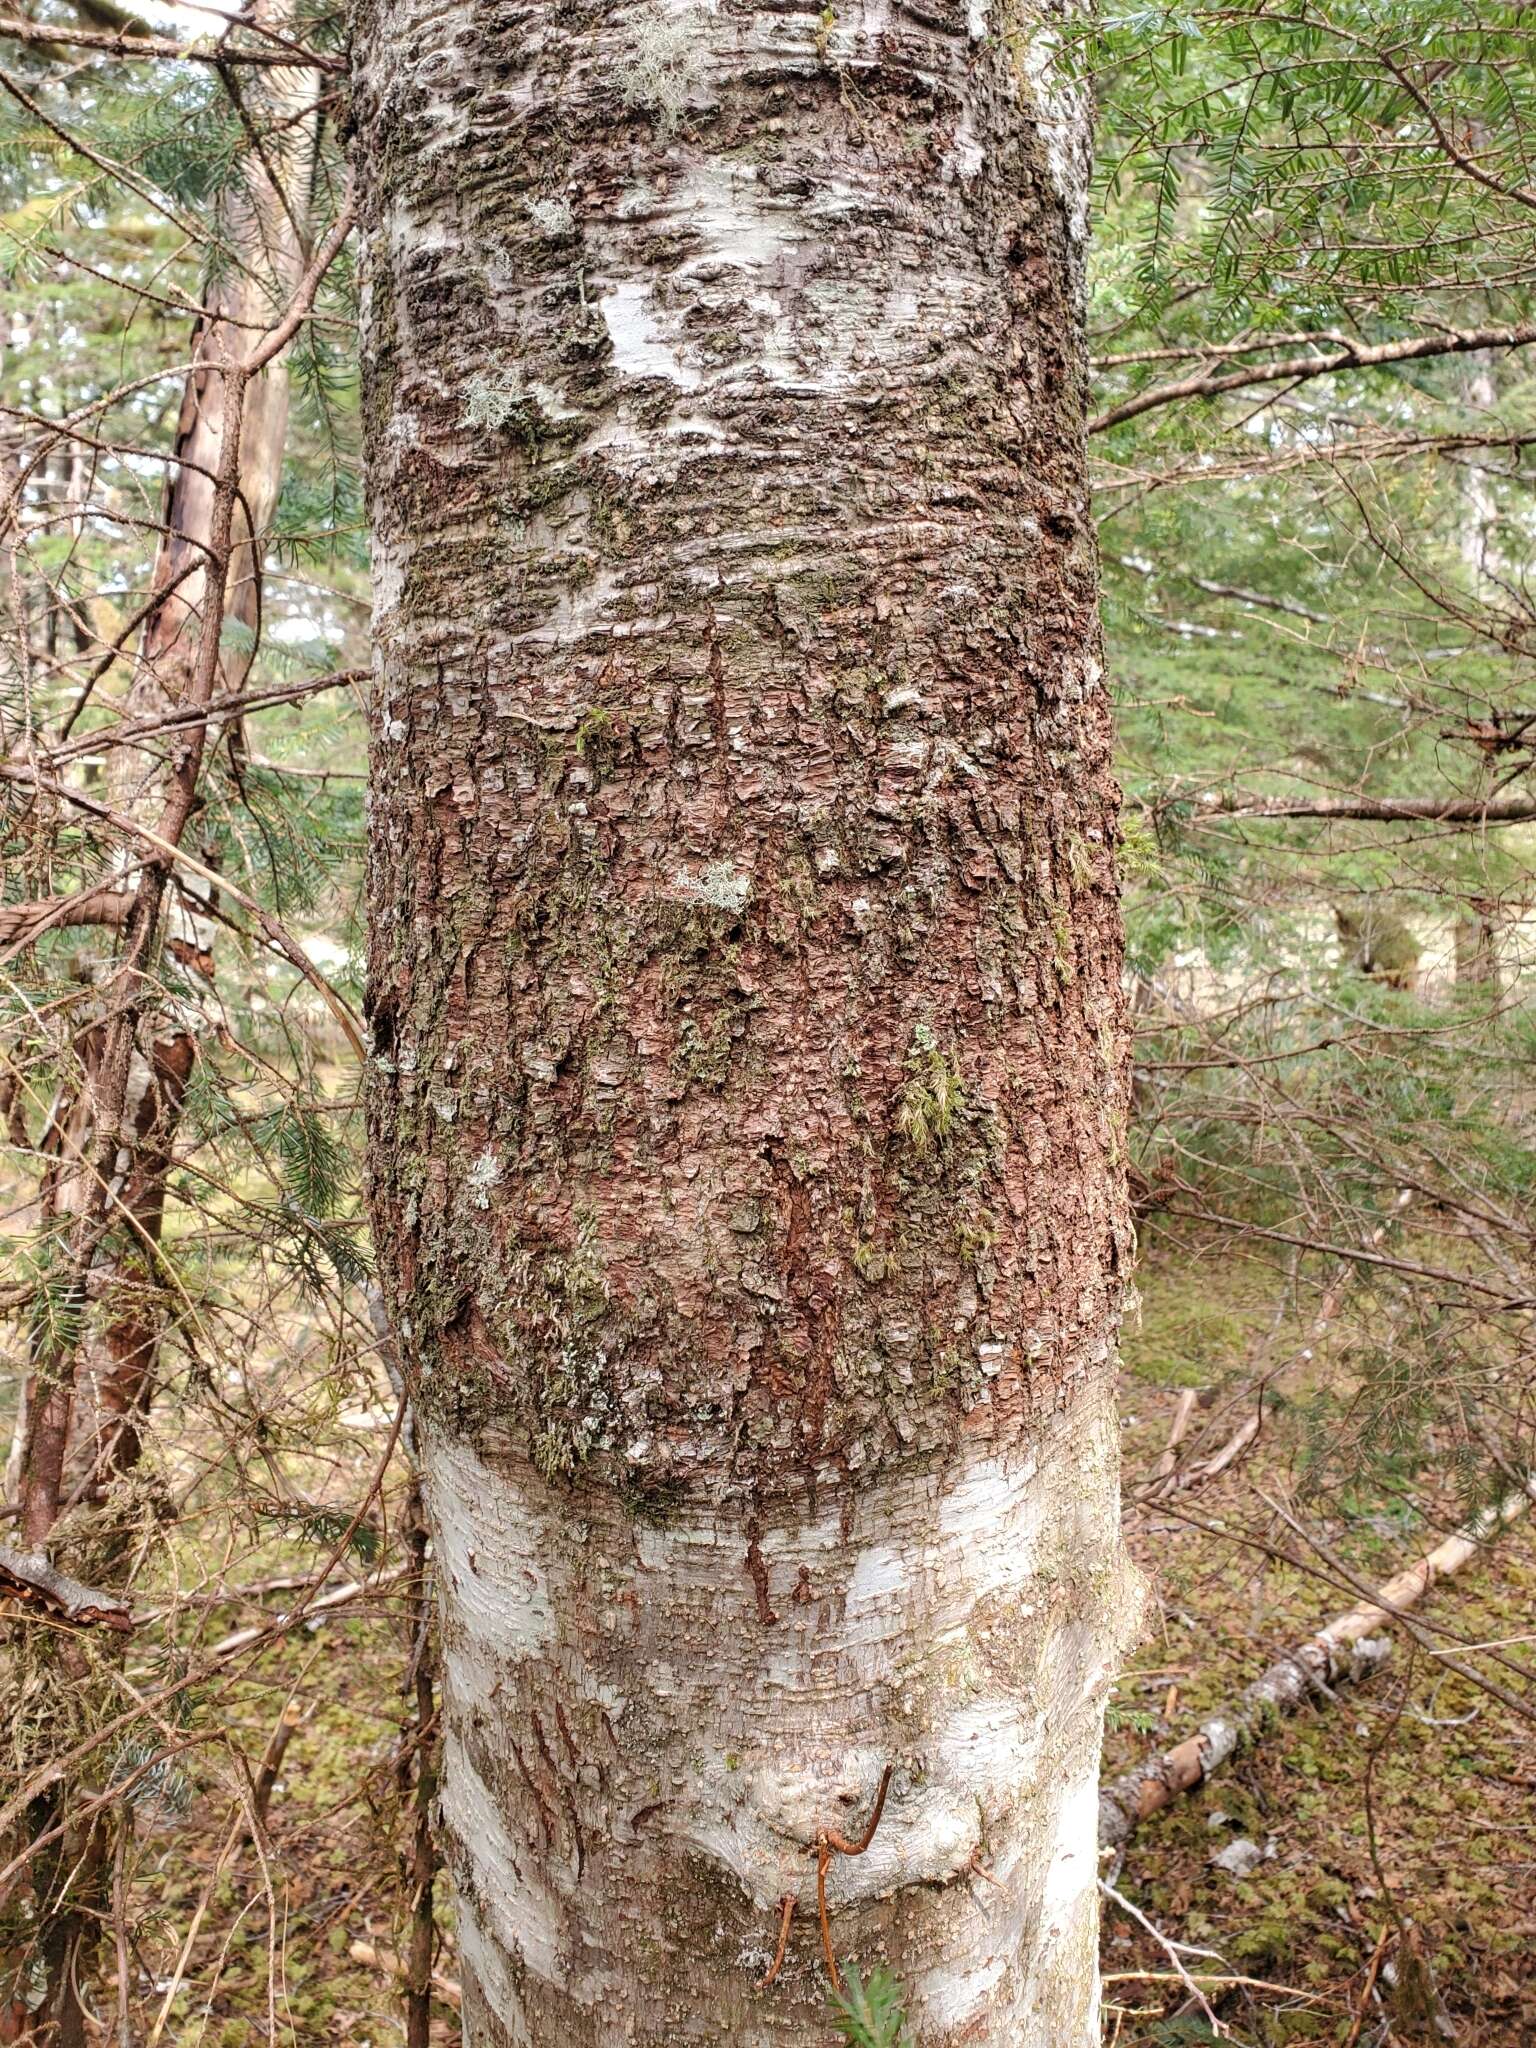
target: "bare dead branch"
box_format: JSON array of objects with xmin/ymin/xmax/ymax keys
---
[
  {"xmin": 0, "ymin": 1542, "xmax": 134, "ymax": 1631},
  {"xmin": 1090, "ymin": 320, "xmax": 1536, "ymax": 436},
  {"xmin": 0, "ymin": 13, "xmax": 342, "ymax": 67},
  {"xmin": 1197, "ymin": 791, "xmax": 1536, "ymax": 824}
]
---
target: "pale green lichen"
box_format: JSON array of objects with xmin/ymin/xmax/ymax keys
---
[
  {"xmin": 527, "ymin": 195, "xmax": 576, "ymax": 240},
  {"xmin": 529, "ymin": 1209, "xmax": 616, "ymax": 1480},
  {"xmin": 614, "ymin": 7, "xmax": 709, "ymax": 131},
  {"xmin": 897, "ymin": 1023, "xmax": 964, "ymax": 1156},
  {"xmin": 675, "ymin": 860, "xmax": 752, "ymax": 914},
  {"xmin": 466, "ymin": 1148, "xmax": 502, "ymax": 1210},
  {"xmin": 532, "ymin": 1341, "xmax": 613, "ymax": 1479},
  {"xmin": 460, "ymin": 369, "xmax": 529, "ymax": 431}
]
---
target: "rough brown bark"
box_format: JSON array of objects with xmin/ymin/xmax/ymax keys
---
[{"xmin": 355, "ymin": 1, "xmax": 1135, "ymax": 2039}]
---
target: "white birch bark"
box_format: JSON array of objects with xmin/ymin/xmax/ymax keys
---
[{"xmin": 427, "ymin": 1388, "xmax": 1134, "ymax": 2044}]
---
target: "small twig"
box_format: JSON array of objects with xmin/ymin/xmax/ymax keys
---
[
  {"xmin": 1342, "ymin": 1927, "xmax": 1392, "ymax": 2048},
  {"xmin": 144, "ymin": 1808, "xmax": 246, "ymax": 2047},
  {"xmin": 821, "ymin": 1764, "xmax": 894, "ymax": 1858},
  {"xmin": 1102, "ymin": 1969, "xmax": 1342, "ymax": 2006},
  {"xmin": 816, "ymin": 1843, "xmax": 838, "ymax": 1987},
  {"xmin": 966, "ymin": 1847, "xmax": 1007, "ymax": 1891},
  {"xmin": 815, "ymin": 1764, "xmax": 894, "ymax": 1991},
  {"xmin": 1099, "ymin": 1879, "xmax": 1229, "ymax": 2037},
  {"xmin": 252, "ymin": 1696, "xmax": 307, "ymax": 1829},
  {"xmin": 758, "ymin": 1893, "xmax": 794, "ymax": 1988}
]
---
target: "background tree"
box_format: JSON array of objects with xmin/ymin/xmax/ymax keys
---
[
  {"xmin": 0, "ymin": 12, "xmax": 400, "ymax": 2039},
  {"xmin": 1085, "ymin": 0, "xmax": 1536, "ymax": 1512},
  {"xmin": 9, "ymin": 6, "xmax": 326, "ymax": 1570}
]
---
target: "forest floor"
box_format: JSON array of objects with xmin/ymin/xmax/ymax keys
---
[
  {"xmin": 18, "ymin": 1228, "xmax": 1536, "ymax": 2047},
  {"xmin": 1104, "ymin": 1471, "xmax": 1536, "ymax": 2048},
  {"xmin": 1105, "ymin": 1227, "xmax": 1536, "ymax": 2048}
]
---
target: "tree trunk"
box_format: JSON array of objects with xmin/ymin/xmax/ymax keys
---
[
  {"xmin": 1450, "ymin": 356, "xmax": 1504, "ymax": 997},
  {"xmin": 62, "ymin": 62, "xmax": 319, "ymax": 1502},
  {"xmin": 354, "ymin": 4, "xmax": 1136, "ymax": 2041},
  {"xmin": 1453, "ymin": 903, "xmax": 1500, "ymax": 992}
]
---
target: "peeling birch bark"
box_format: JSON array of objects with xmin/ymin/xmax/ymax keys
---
[
  {"xmin": 0, "ymin": 1544, "xmax": 134, "ymax": 1631},
  {"xmin": 427, "ymin": 1397, "xmax": 1131, "ymax": 2042},
  {"xmin": 354, "ymin": 0, "xmax": 1135, "ymax": 2038}
]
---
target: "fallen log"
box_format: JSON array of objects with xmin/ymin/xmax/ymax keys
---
[
  {"xmin": 1100, "ymin": 1476, "xmax": 1536, "ymax": 1852},
  {"xmin": 206, "ymin": 1561, "xmax": 412, "ymax": 1658}
]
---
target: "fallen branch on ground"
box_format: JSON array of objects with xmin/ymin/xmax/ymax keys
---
[
  {"xmin": 1102, "ymin": 1968, "xmax": 1342, "ymax": 2004},
  {"xmin": 1100, "ymin": 1475, "xmax": 1536, "ymax": 1852},
  {"xmin": 1151, "ymin": 1388, "xmax": 1199, "ymax": 1483},
  {"xmin": 206, "ymin": 1563, "xmax": 412, "ymax": 1658},
  {"xmin": 348, "ymin": 1940, "xmax": 462, "ymax": 2011}
]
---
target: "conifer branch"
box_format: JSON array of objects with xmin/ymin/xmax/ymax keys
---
[
  {"xmin": 0, "ymin": 11, "xmax": 344, "ymax": 67},
  {"xmin": 1091, "ymin": 319, "xmax": 1536, "ymax": 435}
]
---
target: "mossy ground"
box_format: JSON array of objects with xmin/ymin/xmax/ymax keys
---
[
  {"xmin": 73, "ymin": 1566, "xmax": 458, "ymax": 2044},
  {"xmin": 1107, "ymin": 1225, "xmax": 1536, "ymax": 2047}
]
